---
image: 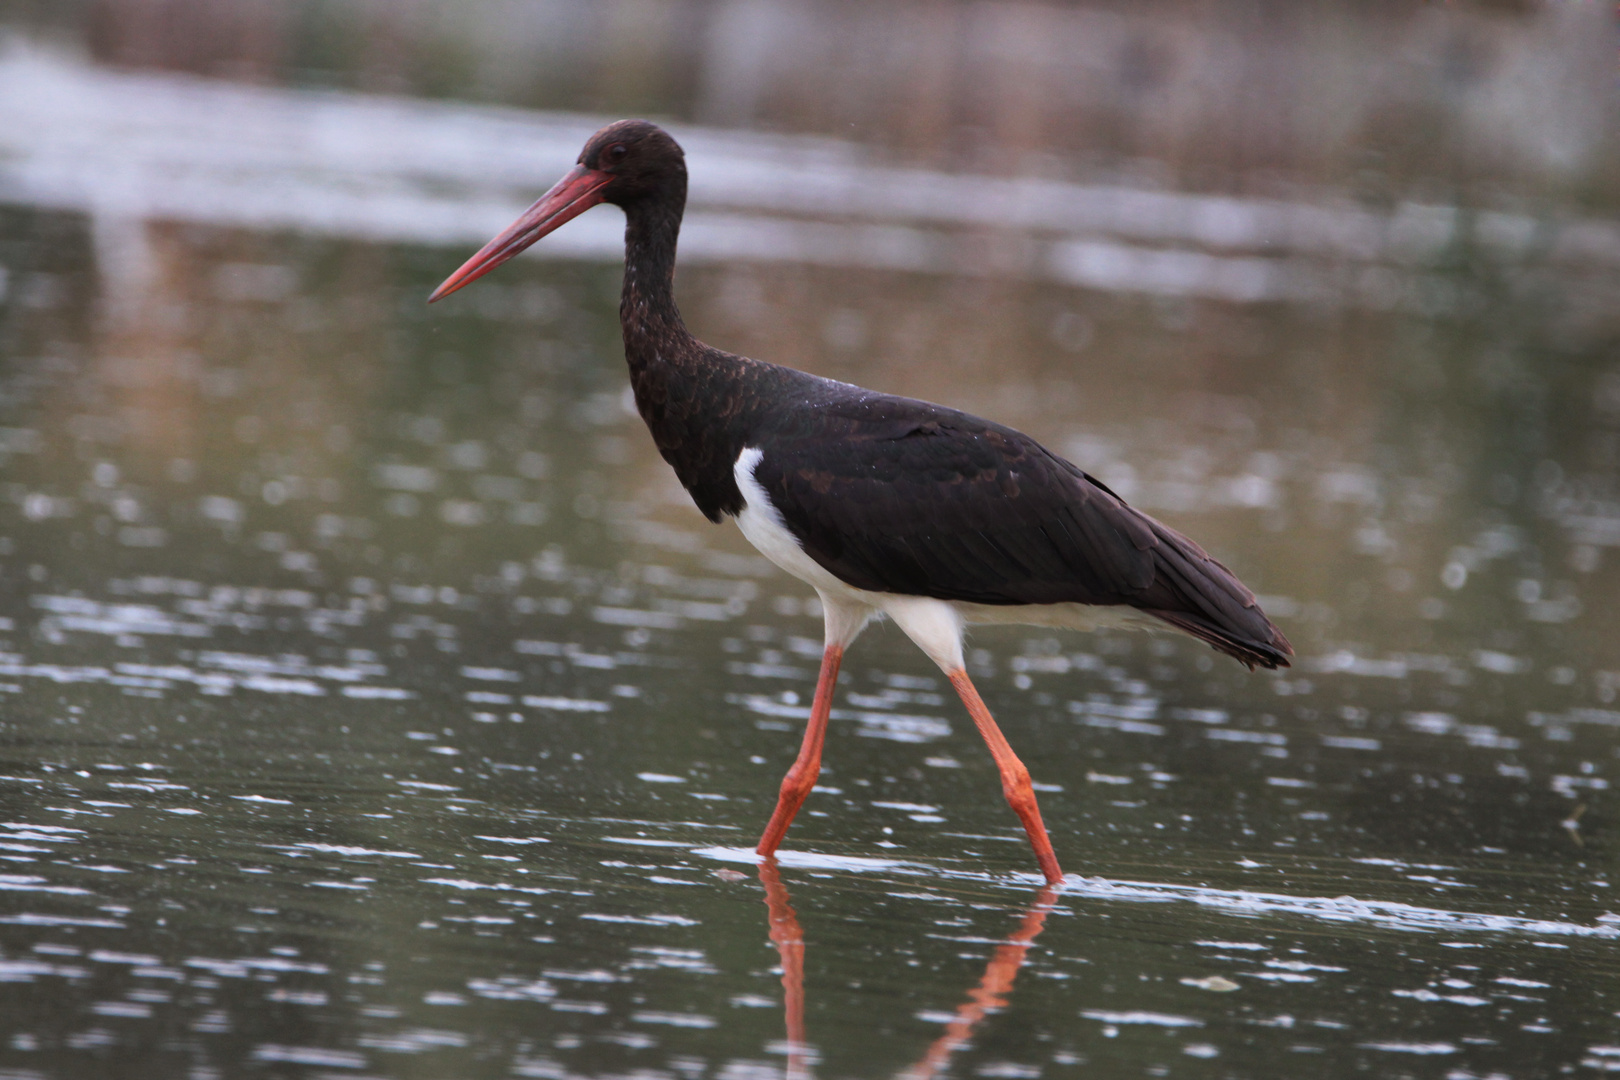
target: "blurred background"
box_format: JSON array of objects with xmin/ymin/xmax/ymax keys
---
[
  {"xmin": 1, "ymin": 2, "xmax": 1620, "ymax": 1078},
  {"xmin": 23, "ymin": 0, "xmax": 1620, "ymax": 192}
]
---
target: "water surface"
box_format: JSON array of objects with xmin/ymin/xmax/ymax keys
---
[{"xmin": 2, "ymin": 69, "xmax": 1620, "ymax": 1080}]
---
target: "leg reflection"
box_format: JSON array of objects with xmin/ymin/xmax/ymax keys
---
[
  {"xmin": 902, "ymin": 883, "xmax": 1060, "ymax": 1080},
  {"xmin": 758, "ymin": 858, "xmax": 811, "ymax": 1080},
  {"xmin": 755, "ymin": 860, "xmax": 1060, "ymax": 1080}
]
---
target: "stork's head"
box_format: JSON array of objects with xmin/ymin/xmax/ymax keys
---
[
  {"xmin": 428, "ymin": 119, "xmax": 685, "ymax": 303},
  {"xmin": 577, "ymin": 119, "xmax": 686, "ymax": 205}
]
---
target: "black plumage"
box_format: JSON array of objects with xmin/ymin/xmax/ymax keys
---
[
  {"xmin": 592, "ymin": 121, "xmax": 1290, "ymax": 671},
  {"xmin": 431, "ymin": 119, "xmax": 1294, "ymax": 882},
  {"xmin": 434, "ymin": 118, "xmax": 1291, "ymax": 670},
  {"xmin": 751, "ymin": 396, "xmax": 1290, "ymax": 669}
]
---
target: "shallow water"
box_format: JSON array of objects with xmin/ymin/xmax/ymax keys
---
[{"xmin": 3, "ymin": 71, "xmax": 1620, "ymax": 1080}]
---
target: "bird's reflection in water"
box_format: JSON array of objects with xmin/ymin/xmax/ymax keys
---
[
  {"xmin": 757, "ymin": 860, "xmax": 811, "ymax": 1079},
  {"xmin": 756, "ymin": 860, "xmax": 1059, "ymax": 1079}
]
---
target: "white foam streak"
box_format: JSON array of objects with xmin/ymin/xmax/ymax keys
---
[
  {"xmin": 1063, "ymin": 876, "xmax": 1620, "ymax": 939},
  {"xmin": 693, "ymin": 846, "xmax": 1620, "ymax": 941},
  {"xmin": 695, "ymin": 845, "xmax": 913, "ymax": 874}
]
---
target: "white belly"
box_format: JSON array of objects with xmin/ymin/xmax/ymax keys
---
[
  {"xmin": 730, "ymin": 447, "xmax": 1155, "ymax": 671},
  {"xmin": 732, "ymin": 447, "xmax": 866, "ymax": 605}
]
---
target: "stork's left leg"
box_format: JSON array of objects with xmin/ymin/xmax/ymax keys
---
[
  {"xmin": 947, "ymin": 669, "xmax": 1064, "ymax": 885},
  {"xmin": 882, "ymin": 597, "xmax": 1064, "ymax": 885}
]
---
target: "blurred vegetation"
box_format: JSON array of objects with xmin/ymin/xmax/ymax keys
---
[{"xmin": 1, "ymin": 0, "xmax": 1615, "ymax": 208}]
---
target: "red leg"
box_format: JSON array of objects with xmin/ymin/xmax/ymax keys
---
[
  {"xmin": 756, "ymin": 644, "xmax": 843, "ymax": 857},
  {"xmin": 947, "ymin": 669, "xmax": 1064, "ymax": 884}
]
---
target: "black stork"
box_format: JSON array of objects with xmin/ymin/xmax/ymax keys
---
[{"xmin": 429, "ymin": 120, "xmax": 1292, "ymax": 885}]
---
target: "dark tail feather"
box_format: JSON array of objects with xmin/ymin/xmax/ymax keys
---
[
  {"xmin": 1144, "ymin": 608, "xmax": 1292, "ymax": 671},
  {"xmin": 1135, "ymin": 518, "xmax": 1294, "ymax": 671}
]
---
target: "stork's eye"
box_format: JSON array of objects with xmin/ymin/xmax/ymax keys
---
[{"xmin": 607, "ymin": 143, "xmax": 629, "ymax": 161}]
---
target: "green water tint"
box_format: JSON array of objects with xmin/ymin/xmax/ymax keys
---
[{"xmin": 0, "ymin": 199, "xmax": 1618, "ymax": 1077}]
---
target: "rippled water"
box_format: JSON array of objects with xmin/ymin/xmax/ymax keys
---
[{"xmin": 3, "ymin": 84, "xmax": 1620, "ymax": 1078}]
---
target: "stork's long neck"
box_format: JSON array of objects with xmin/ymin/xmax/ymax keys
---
[
  {"xmin": 619, "ymin": 174, "xmax": 693, "ymax": 371},
  {"xmin": 614, "ymin": 169, "xmax": 755, "ymax": 522},
  {"xmin": 612, "ymin": 165, "xmax": 771, "ymax": 524}
]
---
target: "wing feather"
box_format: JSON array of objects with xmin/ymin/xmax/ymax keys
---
[{"xmin": 750, "ymin": 398, "xmax": 1291, "ymax": 669}]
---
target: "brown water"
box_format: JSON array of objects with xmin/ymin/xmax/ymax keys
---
[
  {"xmin": 1, "ymin": 195, "xmax": 1618, "ymax": 1078},
  {"xmin": 3, "ymin": 20, "xmax": 1620, "ymax": 1075}
]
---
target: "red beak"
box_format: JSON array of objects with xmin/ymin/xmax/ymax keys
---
[{"xmin": 428, "ymin": 164, "xmax": 613, "ymax": 303}]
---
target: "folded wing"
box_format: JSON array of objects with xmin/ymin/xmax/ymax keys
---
[{"xmin": 750, "ymin": 398, "xmax": 1292, "ymax": 670}]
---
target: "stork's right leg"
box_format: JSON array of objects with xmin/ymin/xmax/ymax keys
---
[
  {"xmin": 756, "ymin": 593, "xmax": 871, "ymax": 858},
  {"xmin": 755, "ymin": 643, "xmax": 841, "ymax": 857}
]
